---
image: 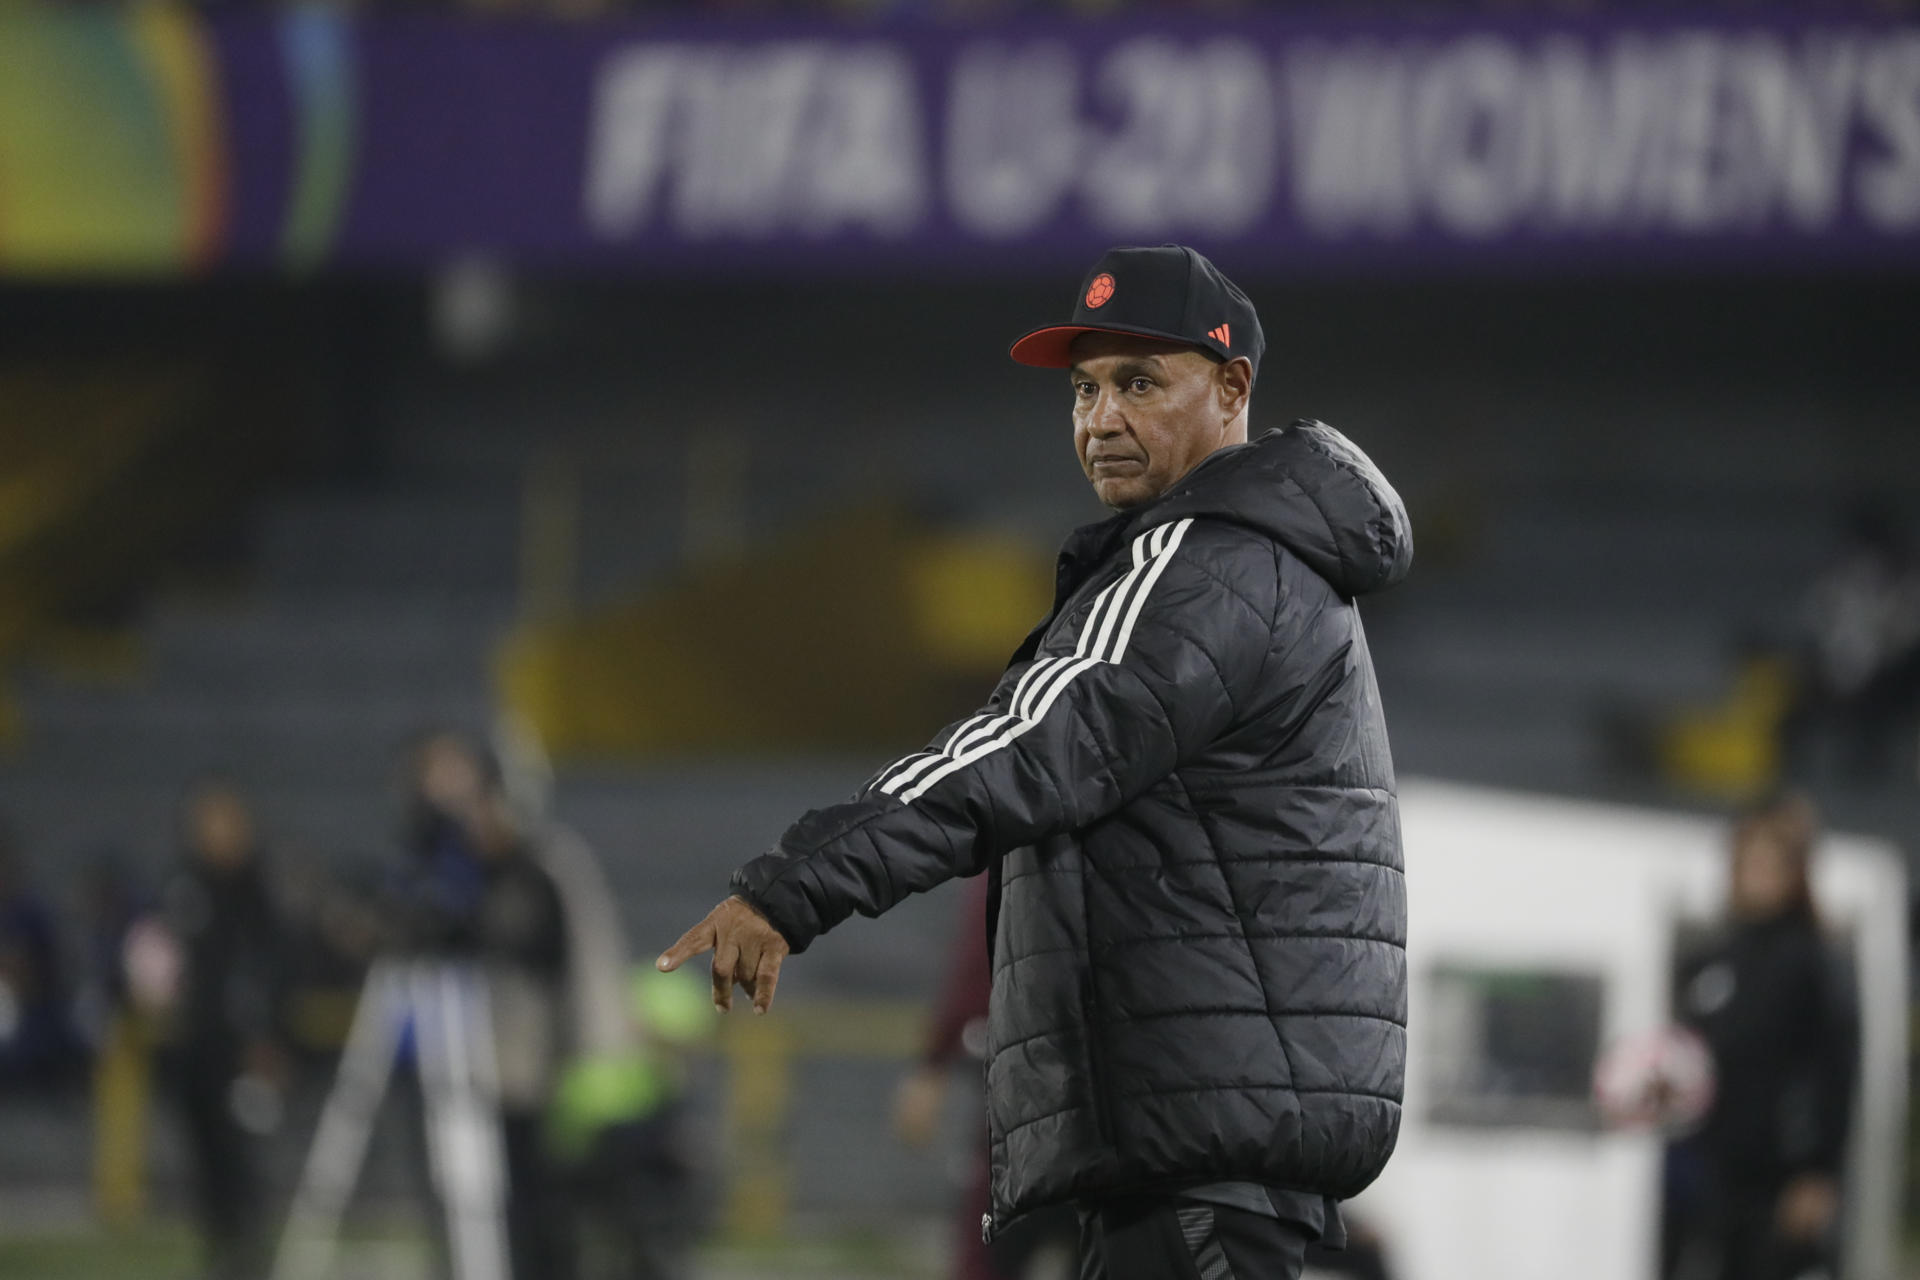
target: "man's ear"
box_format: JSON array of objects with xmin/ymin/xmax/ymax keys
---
[{"xmin": 1216, "ymin": 357, "xmax": 1254, "ymax": 422}]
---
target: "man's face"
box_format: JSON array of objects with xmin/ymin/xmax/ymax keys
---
[
  {"xmin": 1730, "ymin": 828, "xmax": 1798, "ymax": 921},
  {"xmin": 188, "ymin": 790, "xmax": 254, "ymax": 870},
  {"xmin": 1068, "ymin": 333, "xmax": 1247, "ymax": 510},
  {"xmin": 416, "ymin": 737, "xmax": 487, "ymax": 821}
]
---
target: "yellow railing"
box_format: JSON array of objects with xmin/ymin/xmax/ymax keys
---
[
  {"xmin": 91, "ymin": 1011, "xmax": 156, "ymax": 1225},
  {"xmin": 717, "ymin": 1001, "xmax": 926, "ymax": 1239}
]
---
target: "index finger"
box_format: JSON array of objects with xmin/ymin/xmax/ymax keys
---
[{"xmin": 656, "ymin": 918, "xmax": 717, "ymax": 972}]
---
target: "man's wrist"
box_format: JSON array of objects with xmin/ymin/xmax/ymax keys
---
[{"xmin": 728, "ymin": 886, "xmax": 800, "ymax": 950}]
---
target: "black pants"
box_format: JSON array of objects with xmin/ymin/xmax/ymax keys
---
[
  {"xmin": 501, "ymin": 1110, "xmax": 574, "ymax": 1280},
  {"xmin": 1668, "ymin": 1194, "xmax": 1836, "ymax": 1280},
  {"xmin": 1662, "ymin": 1153, "xmax": 1837, "ymax": 1280},
  {"xmin": 1078, "ymin": 1198, "xmax": 1312, "ymax": 1280},
  {"xmin": 174, "ymin": 1068, "xmax": 266, "ymax": 1280}
]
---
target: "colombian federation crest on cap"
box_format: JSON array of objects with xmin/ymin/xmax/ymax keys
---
[{"xmin": 1085, "ymin": 273, "xmax": 1115, "ymax": 308}]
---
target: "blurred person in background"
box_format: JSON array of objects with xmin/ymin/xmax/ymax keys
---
[
  {"xmin": 1782, "ymin": 504, "xmax": 1920, "ymax": 783},
  {"xmin": 393, "ymin": 730, "xmax": 576, "ymax": 1280},
  {"xmin": 0, "ymin": 818, "xmax": 80, "ymax": 1093},
  {"xmin": 894, "ymin": 876, "xmax": 1076, "ymax": 1280},
  {"xmin": 158, "ymin": 779, "xmax": 292, "ymax": 1280},
  {"xmin": 551, "ymin": 965, "xmax": 716, "ymax": 1280},
  {"xmin": 1665, "ymin": 792, "xmax": 1859, "ymax": 1280},
  {"xmin": 664, "ymin": 245, "xmax": 1412, "ymax": 1279},
  {"xmin": 534, "ymin": 784, "xmax": 709, "ymax": 1280}
]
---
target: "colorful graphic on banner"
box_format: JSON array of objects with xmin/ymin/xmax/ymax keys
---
[
  {"xmin": 1, "ymin": 8, "xmax": 1916, "ymax": 276},
  {"xmin": 0, "ymin": 6, "xmax": 224, "ymax": 273}
]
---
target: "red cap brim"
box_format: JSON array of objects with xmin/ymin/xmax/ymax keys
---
[{"xmin": 1008, "ymin": 323, "xmax": 1201, "ymax": 368}]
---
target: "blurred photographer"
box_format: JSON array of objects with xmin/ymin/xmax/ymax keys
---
[
  {"xmin": 394, "ymin": 730, "xmax": 573, "ymax": 1280},
  {"xmin": 1666, "ymin": 793, "xmax": 1859, "ymax": 1280}
]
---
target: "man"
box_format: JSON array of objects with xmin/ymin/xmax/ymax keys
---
[
  {"xmin": 661, "ymin": 245, "xmax": 1412, "ymax": 1279},
  {"xmin": 160, "ymin": 780, "xmax": 289, "ymax": 1280}
]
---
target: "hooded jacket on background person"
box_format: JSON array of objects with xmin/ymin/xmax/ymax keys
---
[{"xmin": 732, "ymin": 421, "xmax": 1412, "ymax": 1234}]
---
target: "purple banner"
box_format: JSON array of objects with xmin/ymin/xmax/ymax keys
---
[{"xmin": 7, "ymin": 8, "xmax": 1919, "ymax": 275}]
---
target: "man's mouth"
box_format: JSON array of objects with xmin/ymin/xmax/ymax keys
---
[{"xmin": 1089, "ymin": 456, "xmax": 1144, "ymax": 473}]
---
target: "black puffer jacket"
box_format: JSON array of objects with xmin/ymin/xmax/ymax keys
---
[{"xmin": 733, "ymin": 421, "xmax": 1412, "ymax": 1232}]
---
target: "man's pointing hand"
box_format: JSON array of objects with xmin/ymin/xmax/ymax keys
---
[{"xmin": 657, "ymin": 895, "xmax": 790, "ymax": 1015}]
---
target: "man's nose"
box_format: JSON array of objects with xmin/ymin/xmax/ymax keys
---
[{"xmin": 1087, "ymin": 390, "xmax": 1126, "ymax": 436}]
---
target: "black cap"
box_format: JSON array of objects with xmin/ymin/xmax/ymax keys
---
[{"xmin": 1009, "ymin": 244, "xmax": 1264, "ymax": 378}]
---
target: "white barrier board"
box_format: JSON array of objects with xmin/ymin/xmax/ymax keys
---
[{"xmin": 1344, "ymin": 781, "xmax": 1907, "ymax": 1280}]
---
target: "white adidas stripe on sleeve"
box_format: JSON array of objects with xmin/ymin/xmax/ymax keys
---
[
  {"xmin": 870, "ymin": 653, "xmax": 1067, "ymax": 795},
  {"xmin": 865, "ymin": 518, "xmax": 1195, "ymax": 807}
]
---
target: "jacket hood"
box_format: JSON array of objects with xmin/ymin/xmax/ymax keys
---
[{"xmin": 1138, "ymin": 420, "xmax": 1413, "ymax": 597}]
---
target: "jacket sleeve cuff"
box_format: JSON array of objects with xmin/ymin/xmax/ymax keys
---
[{"xmin": 729, "ymin": 863, "xmax": 819, "ymax": 955}]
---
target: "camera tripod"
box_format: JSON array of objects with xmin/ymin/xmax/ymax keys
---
[{"xmin": 272, "ymin": 959, "xmax": 511, "ymax": 1280}]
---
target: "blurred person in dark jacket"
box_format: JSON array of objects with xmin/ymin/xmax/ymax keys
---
[
  {"xmin": 549, "ymin": 966, "xmax": 713, "ymax": 1280},
  {"xmin": 1666, "ymin": 793, "xmax": 1858, "ymax": 1280},
  {"xmin": 0, "ymin": 820, "xmax": 79, "ymax": 1092},
  {"xmin": 159, "ymin": 779, "xmax": 291, "ymax": 1280},
  {"xmin": 397, "ymin": 730, "xmax": 573, "ymax": 1280}
]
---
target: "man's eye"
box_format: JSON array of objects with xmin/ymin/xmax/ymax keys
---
[
  {"xmin": 1129, "ymin": 377, "xmax": 1153, "ymax": 393},
  {"xmin": 1074, "ymin": 382, "xmax": 1096, "ymax": 397}
]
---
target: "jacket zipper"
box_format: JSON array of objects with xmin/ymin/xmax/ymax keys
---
[{"xmin": 982, "ymin": 1059, "xmax": 1000, "ymax": 1244}]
